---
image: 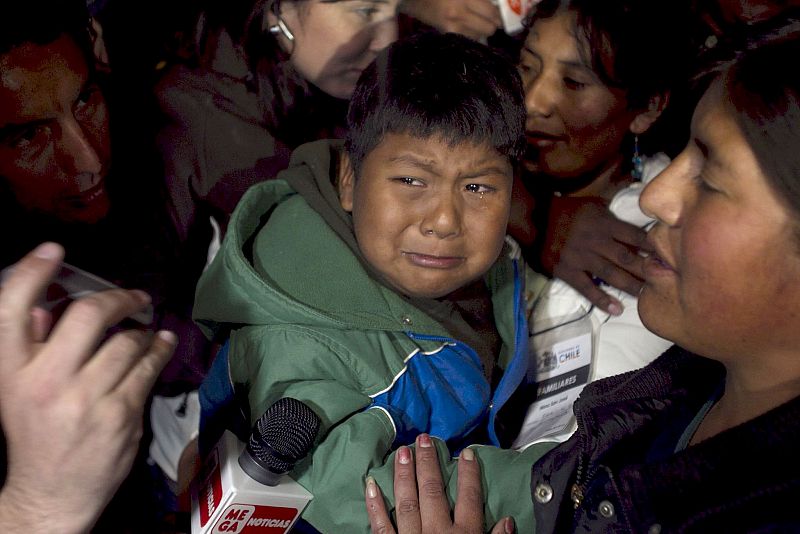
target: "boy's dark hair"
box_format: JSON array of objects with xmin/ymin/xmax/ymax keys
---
[
  {"xmin": 345, "ymin": 32, "xmax": 527, "ymax": 176},
  {"xmin": 0, "ymin": 0, "xmax": 93, "ymax": 60}
]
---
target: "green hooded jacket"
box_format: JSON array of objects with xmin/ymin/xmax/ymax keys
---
[{"xmin": 194, "ymin": 140, "xmax": 555, "ymax": 532}]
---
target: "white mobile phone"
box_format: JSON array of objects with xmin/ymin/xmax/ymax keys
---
[{"xmin": 1, "ymin": 261, "xmax": 154, "ymax": 326}]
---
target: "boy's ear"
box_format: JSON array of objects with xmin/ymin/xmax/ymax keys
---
[
  {"xmin": 629, "ymin": 92, "xmax": 670, "ymax": 135},
  {"xmin": 338, "ymin": 151, "xmax": 356, "ymax": 213}
]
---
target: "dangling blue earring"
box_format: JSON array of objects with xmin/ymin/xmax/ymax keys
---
[{"xmin": 631, "ymin": 135, "xmax": 644, "ymax": 180}]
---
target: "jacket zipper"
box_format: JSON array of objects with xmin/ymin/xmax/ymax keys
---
[
  {"xmin": 571, "ymin": 405, "xmax": 599, "ymax": 510},
  {"xmin": 571, "ymin": 406, "xmax": 587, "ymax": 509}
]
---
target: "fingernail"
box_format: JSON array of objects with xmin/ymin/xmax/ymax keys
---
[
  {"xmin": 156, "ymin": 330, "xmax": 177, "ymax": 345},
  {"xmin": 398, "ymin": 446, "xmax": 411, "ymax": 465},
  {"xmin": 607, "ymin": 302, "xmax": 623, "ymax": 316},
  {"xmin": 365, "ymin": 476, "xmax": 377, "ymax": 498},
  {"xmin": 460, "ymin": 447, "xmax": 474, "ymax": 461},
  {"xmin": 418, "ymin": 433, "xmax": 432, "ymax": 448},
  {"xmin": 504, "ymin": 516, "xmax": 515, "ymax": 534},
  {"xmin": 33, "ymin": 242, "xmax": 61, "ymax": 260}
]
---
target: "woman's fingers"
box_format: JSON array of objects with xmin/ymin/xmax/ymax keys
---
[
  {"xmin": 393, "ymin": 446, "xmax": 422, "ymax": 533},
  {"xmin": 365, "ymin": 435, "xmax": 510, "ymax": 534},
  {"xmin": 366, "ymin": 475, "xmax": 397, "ymax": 534},
  {"xmin": 414, "ymin": 434, "xmax": 455, "ymax": 531},
  {"xmin": 453, "ymin": 448, "xmax": 485, "ymax": 530}
]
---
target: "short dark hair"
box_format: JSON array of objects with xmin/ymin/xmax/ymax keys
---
[
  {"xmin": 723, "ymin": 19, "xmax": 800, "ymax": 225},
  {"xmin": 0, "ymin": 0, "xmax": 92, "ymax": 60},
  {"xmin": 528, "ymin": 0, "xmax": 694, "ymax": 110},
  {"xmin": 345, "ymin": 32, "xmax": 527, "ymax": 176}
]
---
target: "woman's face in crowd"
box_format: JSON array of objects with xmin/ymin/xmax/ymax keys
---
[
  {"xmin": 638, "ymin": 79, "xmax": 800, "ymax": 362},
  {"xmin": 519, "ymin": 11, "xmax": 641, "ymax": 179},
  {"xmin": 277, "ymin": 0, "xmax": 399, "ymax": 100}
]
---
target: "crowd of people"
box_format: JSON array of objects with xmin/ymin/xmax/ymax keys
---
[{"xmin": 1, "ymin": 0, "xmax": 798, "ymax": 532}]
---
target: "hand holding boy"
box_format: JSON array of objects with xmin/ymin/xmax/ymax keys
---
[{"xmin": 365, "ymin": 434, "xmax": 515, "ymax": 534}]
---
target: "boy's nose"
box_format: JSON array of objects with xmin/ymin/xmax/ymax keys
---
[{"xmin": 420, "ymin": 195, "xmax": 462, "ymax": 238}]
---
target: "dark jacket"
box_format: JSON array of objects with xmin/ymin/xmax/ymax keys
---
[{"xmin": 530, "ymin": 345, "xmax": 800, "ymax": 533}]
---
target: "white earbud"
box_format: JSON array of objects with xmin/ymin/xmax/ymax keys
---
[{"xmin": 268, "ymin": 17, "xmax": 294, "ymax": 42}]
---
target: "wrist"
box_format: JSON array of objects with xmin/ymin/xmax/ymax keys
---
[{"xmin": 0, "ymin": 483, "xmax": 95, "ymax": 534}]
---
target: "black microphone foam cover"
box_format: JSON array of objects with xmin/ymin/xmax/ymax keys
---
[{"xmin": 239, "ymin": 397, "xmax": 321, "ymax": 486}]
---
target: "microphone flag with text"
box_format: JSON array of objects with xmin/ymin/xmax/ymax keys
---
[{"xmin": 191, "ymin": 397, "xmax": 320, "ymax": 534}]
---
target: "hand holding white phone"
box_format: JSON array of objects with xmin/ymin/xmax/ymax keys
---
[{"xmin": 1, "ymin": 260, "xmax": 154, "ymax": 325}]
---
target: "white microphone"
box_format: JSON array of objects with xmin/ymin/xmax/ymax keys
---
[{"xmin": 191, "ymin": 398, "xmax": 320, "ymax": 534}]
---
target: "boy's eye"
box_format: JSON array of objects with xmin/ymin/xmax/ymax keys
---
[
  {"xmin": 394, "ymin": 176, "xmax": 425, "ymax": 187},
  {"xmin": 465, "ymin": 183, "xmax": 495, "ymax": 194}
]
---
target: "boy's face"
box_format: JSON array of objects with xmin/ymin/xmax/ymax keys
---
[{"xmin": 339, "ymin": 133, "xmax": 513, "ymax": 299}]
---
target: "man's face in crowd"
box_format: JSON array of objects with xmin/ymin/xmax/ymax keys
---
[{"xmin": 0, "ymin": 33, "xmax": 111, "ymax": 224}]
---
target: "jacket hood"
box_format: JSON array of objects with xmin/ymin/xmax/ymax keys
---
[{"xmin": 193, "ymin": 140, "xmax": 469, "ymax": 341}]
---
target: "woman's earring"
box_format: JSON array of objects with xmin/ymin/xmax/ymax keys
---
[
  {"xmin": 632, "ymin": 135, "xmax": 644, "ymax": 180},
  {"xmin": 268, "ymin": 18, "xmax": 294, "ymax": 42}
]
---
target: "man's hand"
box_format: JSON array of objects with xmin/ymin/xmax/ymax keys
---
[
  {"xmin": 541, "ymin": 197, "xmax": 652, "ymax": 315},
  {"xmin": 365, "ymin": 433, "xmax": 514, "ymax": 534},
  {"xmin": 0, "ymin": 242, "xmax": 176, "ymax": 534},
  {"xmin": 401, "ymin": 0, "xmax": 503, "ymax": 41}
]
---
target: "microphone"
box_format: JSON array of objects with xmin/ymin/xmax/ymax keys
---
[
  {"xmin": 191, "ymin": 398, "xmax": 320, "ymax": 534},
  {"xmin": 239, "ymin": 397, "xmax": 321, "ymax": 486}
]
